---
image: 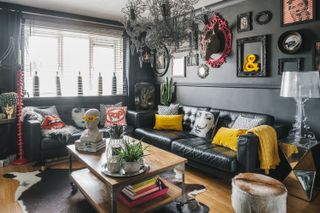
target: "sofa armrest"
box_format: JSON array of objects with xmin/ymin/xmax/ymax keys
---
[
  {"xmin": 23, "ymin": 120, "xmax": 42, "ymax": 161},
  {"xmin": 127, "ymin": 110, "xmax": 156, "ymax": 128},
  {"xmin": 237, "ymin": 133, "xmax": 259, "ymax": 173},
  {"xmin": 273, "ymin": 122, "xmax": 290, "ymax": 140}
]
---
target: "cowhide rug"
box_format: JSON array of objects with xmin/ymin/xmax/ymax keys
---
[{"xmin": 4, "ymin": 169, "xmax": 209, "ymax": 213}]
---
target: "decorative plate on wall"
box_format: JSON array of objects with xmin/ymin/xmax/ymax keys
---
[{"xmin": 278, "ymin": 31, "xmax": 303, "ymax": 54}]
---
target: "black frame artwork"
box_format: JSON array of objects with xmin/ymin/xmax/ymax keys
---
[
  {"xmin": 281, "ymin": 0, "xmax": 316, "ymax": 27},
  {"xmin": 278, "ymin": 58, "xmax": 303, "ymax": 75},
  {"xmin": 154, "ymin": 43, "xmax": 170, "ymax": 77},
  {"xmin": 237, "ymin": 35, "xmax": 268, "ymax": 77},
  {"xmin": 186, "ymin": 53, "xmax": 199, "ymax": 67},
  {"xmin": 254, "ymin": 10, "xmax": 272, "ymax": 25},
  {"xmin": 313, "ymin": 40, "xmax": 320, "ymax": 71},
  {"xmin": 237, "ymin": 12, "xmax": 252, "ymax": 33}
]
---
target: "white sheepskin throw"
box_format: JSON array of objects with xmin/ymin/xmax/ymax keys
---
[{"xmin": 231, "ymin": 173, "xmax": 287, "ymax": 213}]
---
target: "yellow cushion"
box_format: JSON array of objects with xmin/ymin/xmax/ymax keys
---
[
  {"xmin": 153, "ymin": 114, "xmax": 183, "ymax": 131},
  {"xmin": 212, "ymin": 127, "xmax": 246, "ymax": 151}
]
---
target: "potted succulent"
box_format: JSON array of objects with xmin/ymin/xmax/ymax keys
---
[
  {"xmin": 116, "ymin": 138, "xmax": 148, "ymax": 173},
  {"xmin": 0, "ymin": 92, "xmax": 18, "ymax": 119},
  {"xmin": 160, "ymin": 77, "xmax": 174, "ymax": 106}
]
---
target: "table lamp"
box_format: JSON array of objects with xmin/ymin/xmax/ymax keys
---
[{"xmin": 280, "ymin": 71, "xmax": 320, "ymax": 147}]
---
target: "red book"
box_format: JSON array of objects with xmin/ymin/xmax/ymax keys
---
[
  {"xmin": 122, "ymin": 185, "xmax": 160, "ymax": 200},
  {"xmin": 126, "ymin": 183, "xmax": 158, "ymax": 196},
  {"xmin": 118, "ymin": 181, "xmax": 169, "ymax": 207}
]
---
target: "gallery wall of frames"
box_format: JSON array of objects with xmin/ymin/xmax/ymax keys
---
[{"xmin": 157, "ymin": 0, "xmax": 320, "ymax": 138}]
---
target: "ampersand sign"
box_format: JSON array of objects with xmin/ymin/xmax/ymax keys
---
[
  {"xmin": 243, "ymin": 54, "xmax": 260, "ymax": 72},
  {"xmin": 200, "ymin": 14, "xmax": 232, "ymax": 68}
]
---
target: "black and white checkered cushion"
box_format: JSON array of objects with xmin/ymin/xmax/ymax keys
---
[{"xmin": 158, "ymin": 104, "xmax": 179, "ymax": 115}]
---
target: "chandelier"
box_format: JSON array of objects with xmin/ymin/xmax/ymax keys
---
[{"xmin": 122, "ymin": 0, "xmax": 199, "ymax": 67}]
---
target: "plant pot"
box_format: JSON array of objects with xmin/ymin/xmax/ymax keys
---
[
  {"xmin": 107, "ymin": 156, "xmax": 122, "ymax": 173},
  {"xmin": 122, "ymin": 159, "xmax": 143, "ymax": 173}
]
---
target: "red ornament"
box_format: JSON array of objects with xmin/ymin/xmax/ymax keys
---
[{"xmin": 12, "ymin": 67, "xmax": 28, "ymax": 165}]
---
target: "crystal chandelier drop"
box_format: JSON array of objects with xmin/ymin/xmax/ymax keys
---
[{"xmin": 122, "ymin": 0, "xmax": 199, "ymax": 68}]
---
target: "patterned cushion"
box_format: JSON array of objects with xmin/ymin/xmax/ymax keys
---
[
  {"xmin": 190, "ymin": 111, "xmax": 220, "ymax": 138},
  {"xmin": 71, "ymin": 108, "xmax": 88, "ymax": 129},
  {"xmin": 231, "ymin": 115, "xmax": 264, "ymax": 129},
  {"xmin": 99, "ymin": 102, "xmax": 122, "ymax": 126},
  {"xmin": 41, "ymin": 115, "xmax": 65, "ymax": 129},
  {"xmin": 180, "ymin": 106, "xmax": 209, "ymax": 131},
  {"xmin": 105, "ymin": 106, "xmax": 127, "ymax": 127},
  {"xmin": 158, "ymin": 104, "xmax": 179, "ymax": 115}
]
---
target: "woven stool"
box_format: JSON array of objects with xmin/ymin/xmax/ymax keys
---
[{"xmin": 232, "ymin": 173, "xmax": 287, "ymax": 213}]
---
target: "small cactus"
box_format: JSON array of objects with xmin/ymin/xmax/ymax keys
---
[
  {"xmin": 0, "ymin": 92, "xmax": 18, "ymax": 107},
  {"xmin": 160, "ymin": 77, "xmax": 174, "ymax": 106}
]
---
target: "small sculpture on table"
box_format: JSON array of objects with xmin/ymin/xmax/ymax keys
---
[{"xmin": 75, "ymin": 109, "xmax": 105, "ymax": 152}]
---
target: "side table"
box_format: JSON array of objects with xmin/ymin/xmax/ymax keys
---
[{"xmin": 279, "ymin": 139, "xmax": 320, "ymax": 201}]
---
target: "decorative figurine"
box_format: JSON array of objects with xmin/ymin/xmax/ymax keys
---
[{"xmin": 80, "ymin": 109, "xmax": 103, "ymax": 143}]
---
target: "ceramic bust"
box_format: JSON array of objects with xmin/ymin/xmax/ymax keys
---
[{"xmin": 80, "ymin": 109, "xmax": 103, "ymax": 143}]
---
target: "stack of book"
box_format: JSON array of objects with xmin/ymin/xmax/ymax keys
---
[
  {"xmin": 75, "ymin": 139, "xmax": 105, "ymax": 152},
  {"xmin": 118, "ymin": 176, "xmax": 168, "ymax": 207}
]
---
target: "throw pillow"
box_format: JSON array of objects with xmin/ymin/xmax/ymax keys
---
[
  {"xmin": 153, "ymin": 114, "xmax": 183, "ymax": 131},
  {"xmin": 21, "ymin": 107, "xmax": 43, "ymax": 123},
  {"xmin": 34, "ymin": 106, "xmax": 59, "ymax": 117},
  {"xmin": 71, "ymin": 108, "xmax": 88, "ymax": 129},
  {"xmin": 232, "ymin": 115, "xmax": 264, "ymax": 129},
  {"xmin": 41, "ymin": 115, "xmax": 65, "ymax": 130},
  {"xmin": 212, "ymin": 127, "xmax": 247, "ymax": 151},
  {"xmin": 190, "ymin": 111, "xmax": 219, "ymax": 138},
  {"xmin": 99, "ymin": 102, "xmax": 122, "ymax": 126},
  {"xmin": 105, "ymin": 106, "xmax": 127, "ymax": 127},
  {"xmin": 158, "ymin": 104, "xmax": 179, "ymax": 115}
]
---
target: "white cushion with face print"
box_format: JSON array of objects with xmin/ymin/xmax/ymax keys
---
[{"xmin": 190, "ymin": 111, "xmax": 216, "ymax": 138}]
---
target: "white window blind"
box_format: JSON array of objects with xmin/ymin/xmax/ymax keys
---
[{"xmin": 23, "ymin": 14, "xmax": 124, "ymax": 97}]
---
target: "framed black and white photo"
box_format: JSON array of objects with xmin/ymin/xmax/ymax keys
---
[
  {"xmin": 172, "ymin": 57, "xmax": 186, "ymax": 77},
  {"xmin": 313, "ymin": 41, "xmax": 320, "ymax": 71},
  {"xmin": 278, "ymin": 58, "xmax": 303, "ymax": 75},
  {"xmin": 237, "ymin": 12, "xmax": 252, "ymax": 33},
  {"xmin": 281, "ymin": 0, "xmax": 315, "ymax": 26},
  {"xmin": 237, "ymin": 35, "xmax": 268, "ymax": 77},
  {"xmin": 186, "ymin": 53, "xmax": 199, "ymax": 67}
]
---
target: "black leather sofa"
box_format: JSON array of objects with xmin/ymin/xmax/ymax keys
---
[{"xmin": 128, "ymin": 105, "xmax": 290, "ymax": 179}]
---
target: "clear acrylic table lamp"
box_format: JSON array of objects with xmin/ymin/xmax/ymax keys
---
[{"xmin": 280, "ymin": 71, "xmax": 320, "ymax": 147}]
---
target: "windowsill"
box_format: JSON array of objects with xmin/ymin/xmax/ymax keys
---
[{"xmin": 23, "ymin": 94, "xmax": 127, "ymax": 100}]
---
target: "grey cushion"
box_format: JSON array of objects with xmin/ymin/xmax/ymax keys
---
[
  {"xmin": 231, "ymin": 115, "xmax": 264, "ymax": 129},
  {"xmin": 158, "ymin": 104, "xmax": 179, "ymax": 115},
  {"xmin": 34, "ymin": 106, "xmax": 59, "ymax": 117}
]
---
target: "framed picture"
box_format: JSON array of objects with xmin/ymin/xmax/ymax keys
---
[
  {"xmin": 313, "ymin": 41, "xmax": 320, "ymax": 71},
  {"xmin": 237, "ymin": 35, "xmax": 269, "ymax": 77},
  {"xmin": 186, "ymin": 53, "xmax": 199, "ymax": 67},
  {"xmin": 175, "ymin": 24, "xmax": 199, "ymax": 53},
  {"xmin": 281, "ymin": 0, "xmax": 315, "ymax": 26},
  {"xmin": 172, "ymin": 57, "xmax": 186, "ymax": 77},
  {"xmin": 154, "ymin": 43, "xmax": 170, "ymax": 77},
  {"xmin": 278, "ymin": 58, "xmax": 303, "ymax": 75},
  {"xmin": 278, "ymin": 31, "xmax": 303, "ymax": 54},
  {"xmin": 237, "ymin": 12, "xmax": 252, "ymax": 33}
]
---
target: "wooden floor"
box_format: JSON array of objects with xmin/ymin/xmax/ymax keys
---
[{"xmin": 0, "ymin": 161, "xmax": 319, "ymax": 213}]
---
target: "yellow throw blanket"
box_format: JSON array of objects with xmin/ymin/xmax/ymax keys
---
[{"xmin": 247, "ymin": 125, "xmax": 280, "ymax": 174}]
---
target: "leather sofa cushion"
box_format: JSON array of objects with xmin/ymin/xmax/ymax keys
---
[
  {"xmin": 171, "ymin": 137, "xmax": 237, "ymax": 173},
  {"xmin": 134, "ymin": 128, "xmax": 196, "ymax": 150},
  {"xmin": 41, "ymin": 138, "xmax": 66, "ymax": 150}
]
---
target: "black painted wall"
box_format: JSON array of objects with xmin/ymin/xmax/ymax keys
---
[{"xmin": 159, "ymin": 0, "xmax": 320, "ymax": 138}]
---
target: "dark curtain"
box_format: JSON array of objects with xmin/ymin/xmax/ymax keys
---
[{"xmin": 0, "ymin": 9, "xmax": 22, "ymax": 93}]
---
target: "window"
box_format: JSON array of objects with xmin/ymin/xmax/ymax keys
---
[{"xmin": 23, "ymin": 15, "xmax": 124, "ymax": 97}]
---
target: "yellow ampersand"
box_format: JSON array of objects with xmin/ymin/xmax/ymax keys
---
[{"xmin": 243, "ymin": 54, "xmax": 260, "ymax": 72}]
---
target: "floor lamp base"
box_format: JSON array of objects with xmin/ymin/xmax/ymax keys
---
[{"xmin": 12, "ymin": 158, "xmax": 28, "ymax": 165}]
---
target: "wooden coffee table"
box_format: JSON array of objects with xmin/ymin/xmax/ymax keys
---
[{"xmin": 67, "ymin": 138, "xmax": 187, "ymax": 213}]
